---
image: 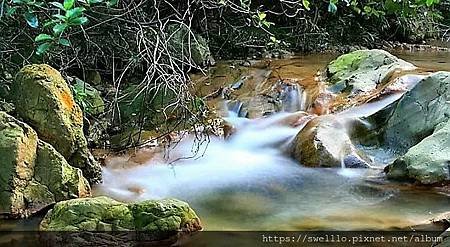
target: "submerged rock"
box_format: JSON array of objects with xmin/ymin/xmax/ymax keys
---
[
  {"xmin": 291, "ymin": 115, "xmax": 370, "ymax": 168},
  {"xmin": 40, "ymin": 196, "xmax": 202, "ymax": 244},
  {"xmin": 0, "ymin": 112, "xmax": 90, "ymax": 217},
  {"xmin": 326, "ymin": 49, "xmax": 415, "ymax": 95},
  {"xmin": 374, "ymin": 72, "xmax": 450, "ymax": 153},
  {"xmin": 12, "ymin": 64, "xmax": 102, "ymax": 183},
  {"xmin": 386, "ymin": 119, "xmax": 450, "ymax": 185}
]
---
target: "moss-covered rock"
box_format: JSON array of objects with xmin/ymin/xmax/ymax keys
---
[
  {"xmin": 40, "ymin": 196, "xmax": 202, "ymax": 242},
  {"xmin": 326, "ymin": 49, "xmax": 415, "ymax": 95},
  {"xmin": 0, "ymin": 112, "xmax": 90, "ymax": 217},
  {"xmin": 291, "ymin": 115, "xmax": 370, "ymax": 168},
  {"xmin": 12, "ymin": 64, "xmax": 102, "ymax": 183},
  {"xmin": 34, "ymin": 141, "xmax": 91, "ymax": 201},
  {"xmin": 386, "ymin": 119, "xmax": 450, "ymax": 185},
  {"xmin": 0, "ymin": 111, "xmax": 38, "ymax": 217}
]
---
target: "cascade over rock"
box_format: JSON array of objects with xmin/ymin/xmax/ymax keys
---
[{"xmin": 291, "ymin": 115, "xmax": 370, "ymax": 168}]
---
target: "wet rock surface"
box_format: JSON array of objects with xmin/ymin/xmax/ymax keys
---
[
  {"xmin": 12, "ymin": 64, "xmax": 102, "ymax": 183},
  {"xmin": 373, "ymin": 72, "xmax": 450, "ymax": 153},
  {"xmin": 291, "ymin": 115, "xmax": 370, "ymax": 168},
  {"xmin": 0, "ymin": 112, "xmax": 90, "ymax": 218},
  {"xmin": 386, "ymin": 119, "xmax": 450, "ymax": 185}
]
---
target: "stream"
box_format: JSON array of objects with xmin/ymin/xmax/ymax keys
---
[
  {"xmin": 92, "ymin": 51, "xmax": 450, "ymax": 231},
  {"xmin": 2, "ymin": 51, "xmax": 448, "ymax": 234}
]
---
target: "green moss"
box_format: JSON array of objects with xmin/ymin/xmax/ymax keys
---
[
  {"xmin": 22, "ymin": 182, "xmax": 55, "ymax": 209},
  {"xmin": 0, "ymin": 111, "xmax": 38, "ymax": 216},
  {"xmin": 34, "ymin": 141, "xmax": 91, "ymax": 201},
  {"xmin": 40, "ymin": 196, "xmax": 202, "ymax": 240},
  {"xmin": 0, "ymin": 111, "xmax": 91, "ymax": 217},
  {"xmin": 327, "ymin": 50, "xmax": 370, "ymax": 83},
  {"xmin": 325, "ymin": 49, "xmax": 415, "ymax": 94},
  {"xmin": 12, "ymin": 64, "xmax": 102, "ymax": 183}
]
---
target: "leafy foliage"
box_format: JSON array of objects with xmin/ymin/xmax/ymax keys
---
[{"xmin": 2, "ymin": 0, "xmax": 116, "ymax": 55}]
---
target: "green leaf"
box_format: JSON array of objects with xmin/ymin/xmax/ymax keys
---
[
  {"xmin": 425, "ymin": 0, "xmax": 439, "ymax": 6},
  {"xmin": 36, "ymin": 42, "xmax": 51, "ymax": 55},
  {"xmin": 63, "ymin": 0, "xmax": 75, "ymax": 10},
  {"xmin": 89, "ymin": 0, "xmax": 103, "ymax": 4},
  {"xmin": 328, "ymin": 2, "xmax": 337, "ymax": 13},
  {"xmin": 106, "ymin": 0, "xmax": 118, "ymax": 7},
  {"xmin": 302, "ymin": 0, "xmax": 310, "ymax": 10},
  {"xmin": 6, "ymin": 6, "xmax": 18, "ymax": 16},
  {"xmin": 53, "ymin": 23, "xmax": 67, "ymax": 34},
  {"xmin": 52, "ymin": 14, "xmax": 66, "ymax": 20},
  {"xmin": 50, "ymin": 2, "xmax": 66, "ymax": 11},
  {"xmin": 257, "ymin": 11, "xmax": 266, "ymax": 21},
  {"xmin": 43, "ymin": 19, "xmax": 57, "ymax": 27},
  {"xmin": 59, "ymin": 38, "xmax": 71, "ymax": 46},
  {"xmin": 24, "ymin": 11, "xmax": 38, "ymax": 28},
  {"xmin": 35, "ymin": 34, "xmax": 53, "ymax": 42},
  {"xmin": 65, "ymin": 7, "xmax": 85, "ymax": 19},
  {"xmin": 70, "ymin": 16, "xmax": 88, "ymax": 25}
]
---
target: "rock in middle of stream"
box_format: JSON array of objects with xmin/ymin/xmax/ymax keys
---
[{"xmin": 291, "ymin": 115, "xmax": 370, "ymax": 168}]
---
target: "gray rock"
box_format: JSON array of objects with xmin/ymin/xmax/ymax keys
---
[
  {"xmin": 378, "ymin": 72, "xmax": 450, "ymax": 153},
  {"xmin": 326, "ymin": 49, "xmax": 415, "ymax": 95},
  {"xmin": 386, "ymin": 119, "xmax": 450, "ymax": 185}
]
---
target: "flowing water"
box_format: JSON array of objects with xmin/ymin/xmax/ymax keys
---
[
  {"xmin": 4, "ymin": 51, "xmax": 449, "ymax": 233},
  {"xmin": 93, "ymin": 51, "xmax": 450, "ymax": 231},
  {"xmin": 94, "ymin": 111, "xmax": 449, "ymax": 230}
]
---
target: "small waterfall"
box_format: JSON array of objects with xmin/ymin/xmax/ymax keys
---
[
  {"xmin": 279, "ymin": 82, "xmax": 308, "ymax": 113},
  {"xmin": 95, "ymin": 111, "xmax": 307, "ymax": 201},
  {"xmin": 226, "ymin": 100, "xmax": 247, "ymax": 118}
]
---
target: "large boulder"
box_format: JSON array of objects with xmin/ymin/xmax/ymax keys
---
[
  {"xmin": 373, "ymin": 72, "xmax": 450, "ymax": 153},
  {"xmin": 326, "ymin": 49, "xmax": 415, "ymax": 95},
  {"xmin": 386, "ymin": 119, "xmax": 450, "ymax": 185},
  {"xmin": 291, "ymin": 115, "xmax": 370, "ymax": 168},
  {"xmin": 0, "ymin": 112, "xmax": 90, "ymax": 217},
  {"xmin": 12, "ymin": 64, "xmax": 102, "ymax": 183},
  {"xmin": 40, "ymin": 196, "xmax": 202, "ymax": 244}
]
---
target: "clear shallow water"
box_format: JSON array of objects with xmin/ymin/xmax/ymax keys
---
[
  {"xmin": 94, "ymin": 51, "xmax": 450, "ymax": 231},
  {"xmin": 94, "ymin": 111, "xmax": 450, "ymax": 230}
]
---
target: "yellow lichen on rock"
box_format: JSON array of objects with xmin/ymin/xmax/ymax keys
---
[{"xmin": 12, "ymin": 64, "xmax": 102, "ymax": 183}]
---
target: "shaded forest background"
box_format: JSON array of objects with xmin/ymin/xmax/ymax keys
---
[{"xmin": 0, "ymin": 0, "xmax": 449, "ymax": 149}]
